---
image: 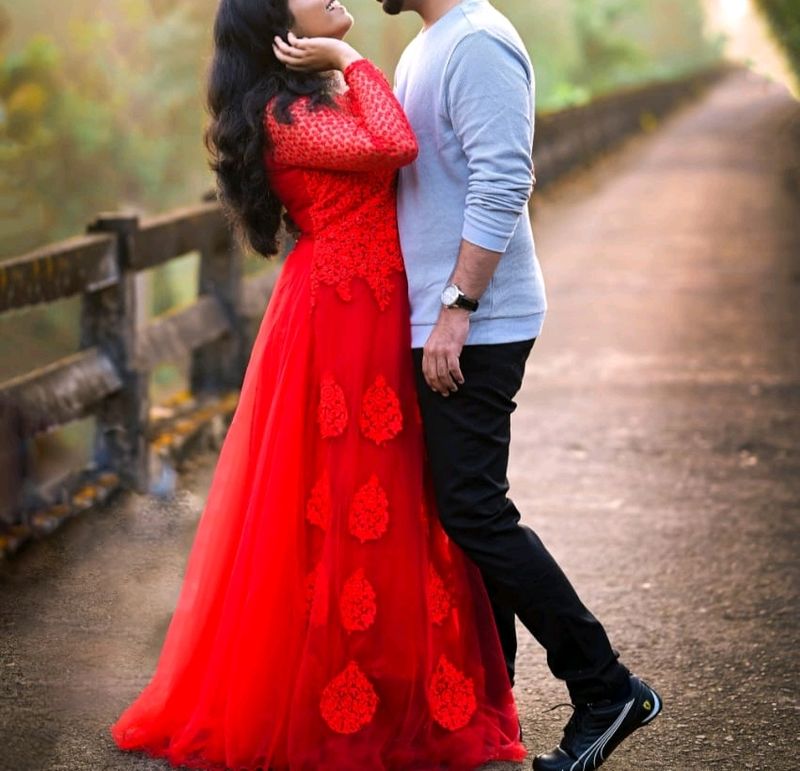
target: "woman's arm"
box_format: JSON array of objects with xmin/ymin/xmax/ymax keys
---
[{"xmin": 267, "ymin": 40, "xmax": 418, "ymax": 173}]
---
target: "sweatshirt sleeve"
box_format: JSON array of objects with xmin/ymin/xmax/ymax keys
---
[
  {"xmin": 444, "ymin": 31, "xmax": 535, "ymax": 253},
  {"xmin": 266, "ymin": 58, "xmax": 418, "ymax": 173}
]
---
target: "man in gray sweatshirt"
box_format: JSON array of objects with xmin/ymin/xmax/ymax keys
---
[{"xmin": 379, "ymin": 1, "xmax": 662, "ymax": 769}]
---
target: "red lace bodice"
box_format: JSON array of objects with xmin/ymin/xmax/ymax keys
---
[{"xmin": 264, "ymin": 59, "xmax": 418, "ymax": 310}]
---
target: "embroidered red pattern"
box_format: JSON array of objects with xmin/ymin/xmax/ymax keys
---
[
  {"xmin": 320, "ymin": 660, "xmax": 379, "ymax": 734},
  {"xmin": 348, "ymin": 474, "xmax": 390, "ymax": 543},
  {"xmin": 264, "ymin": 59, "xmax": 417, "ymax": 311},
  {"xmin": 359, "ymin": 375, "xmax": 403, "ymax": 445},
  {"xmin": 310, "ymin": 192, "xmax": 405, "ymax": 311},
  {"xmin": 339, "ymin": 568, "xmax": 378, "ymax": 632},
  {"xmin": 318, "ymin": 374, "xmax": 348, "ymax": 438},
  {"xmin": 426, "ymin": 565, "xmax": 452, "ymax": 625},
  {"xmin": 266, "ymin": 59, "xmax": 416, "ymax": 174},
  {"xmin": 306, "ymin": 471, "xmax": 332, "ymax": 531},
  {"xmin": 428, "ymin": 655, "xmax": 477, "ymax": 731}
]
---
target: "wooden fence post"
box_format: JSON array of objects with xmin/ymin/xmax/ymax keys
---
[
  {"xmin": 190, "ymin": 215, "xmax": 246, "ymax": 394},
  {"xmin": 82, "ymin": 213, "xmax": 151, "ymax": 493}
]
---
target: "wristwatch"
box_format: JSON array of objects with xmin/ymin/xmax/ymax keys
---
[{"xmin": 441, "ymin": 283, "xmax": 479, "ymax": 312}]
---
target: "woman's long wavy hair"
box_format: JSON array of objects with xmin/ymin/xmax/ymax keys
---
[{"xmin": 204, "ymin": 0, "xmax": 336, "ymax": 258}]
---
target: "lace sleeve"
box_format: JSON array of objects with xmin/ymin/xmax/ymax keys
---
[{"xmin": 265, "ymin": 58, "xmax": 418, "ymax": 173}]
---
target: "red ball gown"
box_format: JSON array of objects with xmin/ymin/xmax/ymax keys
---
[{"xmin": 110, "ymin": 58, "xmax": 526, "ymax": 770}]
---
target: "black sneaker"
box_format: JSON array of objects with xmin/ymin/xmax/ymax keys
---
[{"xmin": 533, "ymin": 675, "xmax": 662, "ymax": 771}]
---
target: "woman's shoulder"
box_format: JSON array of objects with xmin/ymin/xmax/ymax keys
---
[
  {"xmin": 264, "ymin": 92, "xmax": 345, "ymax": 128},
  {"xmin": 264, "ymin": 94, "xmax": 303, "ymax": 125}
]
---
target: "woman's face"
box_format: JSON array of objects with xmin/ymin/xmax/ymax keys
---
[{"xmin": 288, "ymin": 0, "xmax": 354, "ymax": 39}]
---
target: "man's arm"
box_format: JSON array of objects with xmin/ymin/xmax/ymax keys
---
[
  {"xmin": 423, "ymin": 31, "xmax": 535, "ymax": 396},
  {"xmin": 422, "ymin": 240, "xmax": 501, "ymax": 396}
]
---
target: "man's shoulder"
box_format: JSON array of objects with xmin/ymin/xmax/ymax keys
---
[
  {"xmin": 460, "ymin": 1, "xmax": 528, "ymax": 48},
  {"xmin": 409, "ymin": 1, "xmax": 523, "ymax": 55},
  {"xmin": 447, "ymin": 2, "xmax": 531, "ymax": 72},
  {"xmin": 396, "ymin": 2, "xmax": 530, "ymax": 88}
]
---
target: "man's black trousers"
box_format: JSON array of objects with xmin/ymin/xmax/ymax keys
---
[{"xmin": 412, "ymin": 338, "xmax": 630, "ymax": 704}]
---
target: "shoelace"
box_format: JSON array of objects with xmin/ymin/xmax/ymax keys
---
[
  {"xmin": 544, "ymin": 702, "xmax": 576, "ymax": 712},
  {"xmin": 543, "ymin": 701, "xmax": 591, "ymax": 750}
]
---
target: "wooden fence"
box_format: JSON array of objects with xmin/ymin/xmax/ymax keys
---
[
  {"xmin": 0, "ymin": 65, "xmax": 730, "ymax": 557},
  {"xmin": 533, "ymin": 66, "xmax": 728, "ymax": 185}
]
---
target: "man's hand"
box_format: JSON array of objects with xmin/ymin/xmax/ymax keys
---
[{"xmin": 422, "ymin": 308, "xmax": 470, "ymax": 397}]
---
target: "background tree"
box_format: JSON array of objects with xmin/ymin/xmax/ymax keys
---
[
  {"xmin": 0, "ymin": 0, "xmax": 720, "ymax": 387},
  {"xmin": 1, "ymin": 0, "xmax": 720, "ymax": 259}
]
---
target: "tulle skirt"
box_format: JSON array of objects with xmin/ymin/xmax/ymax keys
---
[{"xmin": 109, "ymin": 237, "xmax": 526, "ymax": 769}]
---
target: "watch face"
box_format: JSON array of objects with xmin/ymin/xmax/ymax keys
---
[{"xmin": 441, "ymin": 285, "xmax": 460, "ymax": 306}]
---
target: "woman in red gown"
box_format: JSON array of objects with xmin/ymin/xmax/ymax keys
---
[{"xmin": 109, "ymin": 1, "xmax": 525, "ymax": 768}]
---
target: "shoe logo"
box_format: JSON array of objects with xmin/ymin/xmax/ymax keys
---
[
  {"xmin": 641, "ymin": 690, "xmax": 662, "ymax": 725},
  {"xmin": 643, "ymin": 699, "xmax": 652, "ymax": 710}
]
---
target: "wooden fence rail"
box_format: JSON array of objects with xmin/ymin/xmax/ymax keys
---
[
  {"xmin": 0, "ymin": 65, "xmax": 730, "ymax": 557},
  {"xmin": 533, "ymin": 66, "xmax": 728, "ymax": 185}
]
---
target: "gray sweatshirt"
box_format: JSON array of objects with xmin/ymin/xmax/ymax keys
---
[{"xmin": 394, "ymin": 0, "xmax": 548, "ymax": 347}]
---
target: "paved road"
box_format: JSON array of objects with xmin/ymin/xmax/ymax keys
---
[{"xmin": 1, "ymin": 69, "xmax": 798, "ymax": 771}]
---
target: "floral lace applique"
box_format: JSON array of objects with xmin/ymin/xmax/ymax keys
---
[
  {"xmin": 320, "ymin": 660, "xmax": 379, "ymax": 734},
  {"xmin": 339, "ymin": 568, "xmax": 377, "ymax": 632},
  {"xmin": 359, "ymin": 375, "xmax": 403, "ymax": 445},
  {"xmin": 428, "ymin": 655, "xmax": 477, "ymax": 731},
  {"xmin": 311, "ymin": 195, "xmax": 405, "ymax": 312},
  {"xmin": 318, "ymin": 374, "xmax": 348, "ymax": 438},
  {"xmin": 348, "ymin": 474, "xmax": 390, "ymax": 543},
  {"xmin": 426, "ymin": 565, "xmax": 452, "ymax": 626},
  {"xmin": 305, "ymin": 563, "xmax": 329, "ymax": 626},
  {"xmin": 306, "ymin": 471, "xmax": 332, "ymax": 531}
]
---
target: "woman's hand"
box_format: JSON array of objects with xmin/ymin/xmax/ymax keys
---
[{"xmin": 273, "ymin": 32, "xmax": 363, "ymax": 73}]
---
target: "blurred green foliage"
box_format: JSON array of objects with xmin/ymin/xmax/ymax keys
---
[
  {"xmin": 0, "ymin": 0, "xmax": 719, "ymax": 258},
  {"xmin": 754, "ymin": 1, "xmax": 800, "ymax": 83},
  {"xmin": 0, "ymin": 1, "xmax": 209, "ymax": 256}
]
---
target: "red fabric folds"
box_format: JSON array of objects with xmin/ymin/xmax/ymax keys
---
[{"xmin": 110, "ymin": 58, "xmax": 526, "ymax": 770}]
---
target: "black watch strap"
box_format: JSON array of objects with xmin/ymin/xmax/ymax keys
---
[{"xmin": 452, "ymin": 294, "xmax": 479, "ymax": 312}]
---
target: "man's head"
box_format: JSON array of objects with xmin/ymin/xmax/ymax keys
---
[{"xmin": 377, "ymin": 0, "xmax": 414, "ymax": 16}]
